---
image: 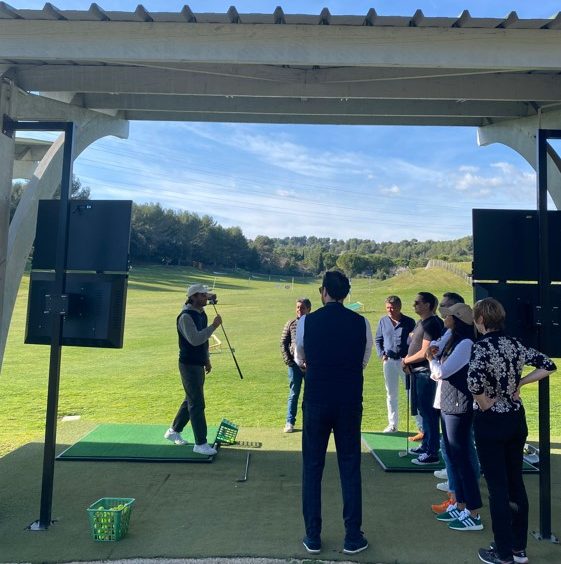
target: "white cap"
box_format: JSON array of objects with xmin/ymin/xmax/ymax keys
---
[{"xmin": 187, "ymin": 283, "xmax": 209, "ymax": 298}]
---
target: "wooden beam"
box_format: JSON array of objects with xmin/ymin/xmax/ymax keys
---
[
  {"xmin": 14, "ymin": 65, "xmax": 561, "ymax": 102},
  {"xmin": 1, "ymin": 21, "xmax": 561, "ymax": 69},
  {"xmin": 80, "ymin": 93, "xmax": 534, "ymax": 118}
]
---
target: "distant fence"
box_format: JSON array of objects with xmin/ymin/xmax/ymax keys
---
[{"xmin": 425, "ymin": 259, "xmax": 472, "ymax": 284}]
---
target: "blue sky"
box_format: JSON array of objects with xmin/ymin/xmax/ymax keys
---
[{"xmin": 13, "ymin": 0, "xmax": 560, "ymax": 241}]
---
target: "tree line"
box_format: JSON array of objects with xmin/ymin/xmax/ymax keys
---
[
  {"xmin": 129, "ymin": 204, "xmax": 472, "ymax": 277},
  {"xmin": 13, "ymin": 179, "xmax": 473, "ymax": 277}
]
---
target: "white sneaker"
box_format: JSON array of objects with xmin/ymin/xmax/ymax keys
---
[
  {"xmin": 436, "ymin": 481, "xmax": 450, "ymax": 492},
  {"xmin": 434, "ymin": 468, "xmax": 448, "ymax": 480},
  {"xmin": 193, "ymin": 442, "xmax": 217, "ymax": 456},
  {"xmin": 284, "ymin": 423, "xmax": 294, "ymax": 433},
  {"xmin": 164, "ymin": 428, "xmax": 187, "ymax": 445},
  {"xmin": 383, "ymin": 425, "xmax": 397, "ymax": 433}
]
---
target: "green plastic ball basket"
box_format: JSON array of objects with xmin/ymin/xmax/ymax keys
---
[{"xmin": 86, "ymin": 497, "xmax": 135, "ymax": 541}]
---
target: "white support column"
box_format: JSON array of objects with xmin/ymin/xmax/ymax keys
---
[
  {"xmin": 0, "ymin": 81, "xmax": 15, "ymax": 369},
  {"xmin": 478, "ymin": 110, "xmax": 561, "ymax": 209},
  {"xmin": 0, "ymin": 92, "xmax": 129, "ymax": 371}
]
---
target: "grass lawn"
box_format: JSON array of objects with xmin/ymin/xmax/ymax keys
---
[{"xmin": 0, "ymin": 264, "xmax": 559, "ymax": 457}]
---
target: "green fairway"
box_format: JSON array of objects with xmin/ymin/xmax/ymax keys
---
[{"xmin": 1, "ymin": 264, "xmax": 559, "ymax": 457}]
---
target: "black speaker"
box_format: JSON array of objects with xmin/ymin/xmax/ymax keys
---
[
  {"xmin": 33, "ymin": 200, "xmax": 132, "ymax": 272},
  {"xmin": 474, "ymin": 282, "xmax": 561, "ymax": 356},
  {"xmin": 472, "ymin": 209, "xmax": 561, "ymax": 281},
  {"xmin": 25, "ymin": 271, "xmax": 128, "ymax": 348}
]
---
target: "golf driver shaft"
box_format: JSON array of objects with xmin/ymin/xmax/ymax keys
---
[
  {"xmin": 399, "ymin": 365, "xmax": 412, "ymax": 457},
  {"xmin": 212, "ymin": 303, "xmax": 244, "ymax": 380}
]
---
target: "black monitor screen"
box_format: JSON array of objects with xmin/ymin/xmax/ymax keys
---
[
  {"xmin": 33, "ymin": 200, "xmax": 132, "ymax": 272},
  {"xmin": 25, "ymin": 271, "xmax": 128, "ymax": 348}
]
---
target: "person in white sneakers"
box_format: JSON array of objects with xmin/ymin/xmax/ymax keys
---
[
  {"xmin": 164, "ymin": 284, "xmax": 222, "ymax": 456},
  {"xmin": 280, "ymin": 298, "xmax": 312, "ymax": 433}
]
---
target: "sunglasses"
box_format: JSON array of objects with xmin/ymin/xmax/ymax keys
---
[
  {"xmin": 413, "ymin": 300, "xmax": 424, "ymax": 305},
  {"xmin": 318, "ymin": 286, "xmax": 324, "ymax": 294}
]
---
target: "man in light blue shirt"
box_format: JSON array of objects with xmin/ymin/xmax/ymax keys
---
[{"xmin": 374, "ymin": 295, "xmax": 415, "ymax": 433}]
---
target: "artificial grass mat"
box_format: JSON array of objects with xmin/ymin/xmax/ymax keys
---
[
  {"xmin": 57, "ymin": 423, "xmax": 219, "ymax": 462},
  {"xmin": 362, "ymin": 431, "xmax": 538, "ymax": 473},
  {"xmin": 362, "ymin": 431, "xmax": 445, "ymax": 472}
]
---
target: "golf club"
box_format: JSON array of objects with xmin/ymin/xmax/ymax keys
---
[
  {"xmin": 236, "ymin": 452, "xmax": 251, "ymax": 482},
  {"xmin": 398, "ymin": 367, "xmax": 411, "ymax": 458},
  {"xmin": 210, "ymin": 300, "xmax": 244, "ymax": 380}
]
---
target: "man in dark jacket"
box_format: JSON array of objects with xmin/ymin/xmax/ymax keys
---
[
  {"xmin": 164, "ymin": 283, "xmax": 222, "ymax": 456},
  {"xmin": 296, "ymin": 270, "xmax": 372, "ymax": 556},
  {"xmin": 280, "ymin": 298, "xmax": 312, "ymax": 433}
]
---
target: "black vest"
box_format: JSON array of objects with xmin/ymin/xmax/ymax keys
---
[
  {"xmin": 303, "ymin": 301, "xmax": 366, "ymax": 405},
  {"xmin": 439, "ymin": 339, "xmax": 473, "ymax": 415},
  {"xmin": 177, "ymin": 308, "xmax": 209, "ymax": 366}
]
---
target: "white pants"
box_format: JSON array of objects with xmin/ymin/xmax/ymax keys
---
[{"xmin": 383, "ymin": 358, "xmax": 423, "ymax": 430}]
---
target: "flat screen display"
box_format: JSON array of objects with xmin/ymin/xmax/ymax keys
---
[
  {"xmin": 25, "ymin": 271, "xmax": 128, "ymax": 348},
  {"xmin": 33, "ymin": 200, "xmax": 132, "ymax": 272}
]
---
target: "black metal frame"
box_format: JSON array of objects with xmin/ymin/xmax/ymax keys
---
[
  {"xmin": 3, "ymin": 117, "xmax": 74, "ymax": 530},
  {"xmin": 533, "ymin": 129, "xmax": 559, "ymax": 543}
]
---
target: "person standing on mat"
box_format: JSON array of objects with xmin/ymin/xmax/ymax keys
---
[
  {"xmin": 281, "ymin": 297, "xmax": 312, "ymax": 433},
  {"xmin": 402, "ymin": 292, "xmax": 443, "ymax": 465},
  {"xmin": 375, "ymin": 295, "xmax": 416, "ymax": 433},
  {"xmin": 164, "ymin": 283, "xmax": 222, "ymax": 456},
  {"xmin": 296, "ymin": 269, "xmax": 373, "ymax": 556}
]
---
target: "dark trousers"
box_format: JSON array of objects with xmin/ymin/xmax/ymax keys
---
[
  {"xmin": 474, "ymin": 408, "xmax": 529, "ymax": 560},
  {"xmin": 302, "ymin": 400, "xmax": 363, "ymax": 542},
  {"xmin": 172, "ymin": 362, "xmax": 207, "ymax": 445},
  {"xmin": 415, "ymin": 370, "xmax": 440, "ymax": 456},
  {"xmin": 441, "ymin": 411, "xmax": 482, "ymax": 510}
]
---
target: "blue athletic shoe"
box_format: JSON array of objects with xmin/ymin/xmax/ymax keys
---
[
  {"xmin": 303, "ymin": 535, "xmax": 321, "ymax": 554},
  {"xmin": 344, "ymin": 534, "xmax": 369, "ymax": 554}
]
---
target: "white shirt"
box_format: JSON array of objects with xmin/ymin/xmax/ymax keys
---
[{"xmin": 430, "ymin": 335, "xmax": 473, "ymax": 409}]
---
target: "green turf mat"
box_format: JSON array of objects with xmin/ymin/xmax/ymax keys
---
[
  {"xmin": 57, "ymin": 424, "xmax": 219, "ymax": 462},
  {"xmin": 362, "ymin": 431, "xmax": 445, "ymax": 472},
  {"xmin": 362, "ymin": 431, "xmax": 539, "ymax": 473}
]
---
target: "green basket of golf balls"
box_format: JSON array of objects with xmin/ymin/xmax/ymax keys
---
[
  {"xmin": 87, "ymin": 497, "xmax": 135, "ymax": 541},
  {"xmin": 216, "ymin": 418, "xmax": 239, "ymax": 444}
]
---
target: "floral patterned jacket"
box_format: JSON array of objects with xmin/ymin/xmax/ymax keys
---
[{"xmin": 467, "ymin": 331, "xmax": 556, "ymax": 413}]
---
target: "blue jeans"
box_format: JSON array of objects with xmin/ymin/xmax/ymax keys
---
[
  {"xmin": 302, "ymin": 400, "xmax": 363, "ymax": 542},
  {"xmin": 414, "ymin": 370, "xmax": 440, "ymax": 457},
  {"xmin": 286, "ymin": 364, "xmax": 304, "ymax": 425}
]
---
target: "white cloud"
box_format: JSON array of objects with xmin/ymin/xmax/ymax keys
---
[
  {"xmin": 452, "ymin": 161, "xmax": 535, "ymax": 198},
  {"xmin": 380, "ymin": 185, "xmax": 401, "ymax": 195},
  {"xmin": 459, "ymin": 165, "xmax": 479, "ymax": 173},
  {"xmin": 275, "ymin": 189, "xmax": 296, "ymax": 197}
]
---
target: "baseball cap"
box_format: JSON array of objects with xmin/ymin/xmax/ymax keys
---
[
  {"xmin": 440, "ymin": 303, "xmax": 473, "ymax": 325},
  {"xmin": 187, "ymin": 283, "xmax": 209, "ymax": 298}
]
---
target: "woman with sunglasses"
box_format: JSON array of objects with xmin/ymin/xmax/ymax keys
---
[{"xmin": 427, "ymin": 303, "xmax": 483, "ymax": 531}]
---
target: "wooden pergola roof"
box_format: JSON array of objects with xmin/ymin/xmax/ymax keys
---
[{"xmin": 2, "ymin": 4, "xmax": 561, "ymax": 125}]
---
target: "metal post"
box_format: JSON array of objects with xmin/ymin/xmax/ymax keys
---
[
  {"xmin": 28, "ymin": 122, "xmax": 74, "ymax": 530},
  {"xmin": 532, "ymin": 129, "xmax": 557, "ymax": 543}
]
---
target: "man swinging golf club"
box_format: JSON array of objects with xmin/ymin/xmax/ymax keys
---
[{"xmin": 164, "ymin": 283, "xmax": 222, "ymax": 456}]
